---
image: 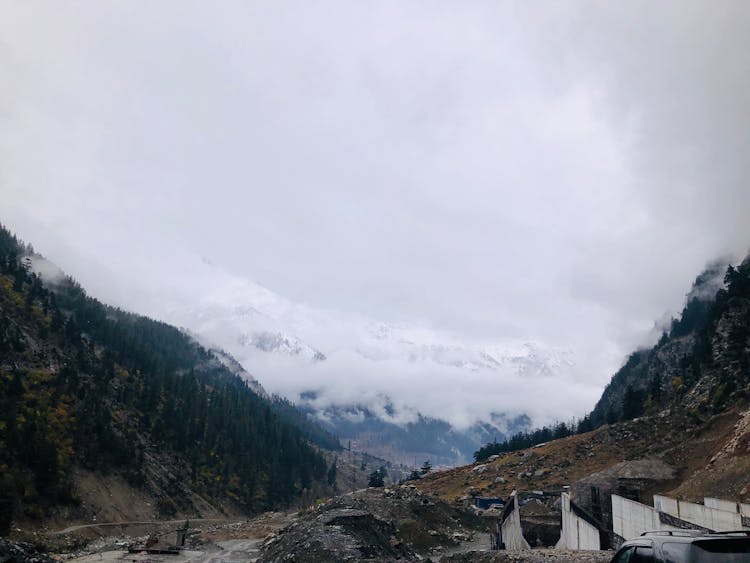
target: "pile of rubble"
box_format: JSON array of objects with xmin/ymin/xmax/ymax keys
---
[
  {"xmin": 259, "ymin": 485, "xmax": 487, "ymax": 562},
  {"xmin": 0, "ymin": 538, "xmax": 56, "ymax": 563}
]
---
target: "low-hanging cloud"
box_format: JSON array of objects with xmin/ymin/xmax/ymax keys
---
[
  {"xmin": 249, "ymin": 351, "xmax": 601, "ymax": 430},
  {"xmin": 1, "ymin": 1, "xmax": 749, "ymax": 425}
]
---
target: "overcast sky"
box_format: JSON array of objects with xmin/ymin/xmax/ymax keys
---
[{"xmin": 2, "ymin": 2, "xmax": 750, "ymax": 421}]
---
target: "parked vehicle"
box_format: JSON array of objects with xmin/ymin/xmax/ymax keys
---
[{"xmin": 610, "ymin": 530, "xmax": 750, "ymax": 562}]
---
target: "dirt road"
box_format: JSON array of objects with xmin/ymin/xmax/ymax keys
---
[{"xmin": 51, "ymin": 518, "xmax": 235, "ymax": 535}]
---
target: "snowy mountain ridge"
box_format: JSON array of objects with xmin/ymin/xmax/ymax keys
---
[
  {"xmin": 165, "ymin": 274, "xmax": 574, "ymax": 378},
  {"xmin": 147, "ymin": 260, "xmax": 596, "ymax": 464}
]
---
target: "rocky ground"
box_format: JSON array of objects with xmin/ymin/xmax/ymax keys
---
[
  {"xmin": 256, "ymin": 486, "xmax": 614, "ymax": 561},
  {"xmin": 440, "ymin": 550, "xmax": 611, "ymax": 562},
  {"xmin": 259, "ymin": 485, "xmax": 490, "ymax": 562},
  {"xmin": 14, "ymin": 512, "xmax": 288, "ymax": 562},
  {"xmin": 0, "ymin": 538, "xmax": 57, "ymax": 563},
  {"xmin": 3, "ymin": 489, "xmax": 617, "ymax": 562}
]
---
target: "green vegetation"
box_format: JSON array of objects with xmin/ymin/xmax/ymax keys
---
[
  {"xmin": 269, "ymin": 395, "xmax": 341, "ymax": 451},
  {"xmin": 474, "ymin": 420, "xmax": 577, "ymax": 461},
  {"xmin": 368, "ymin": 468, "xmax": 385, "ymax": 487},
  {"xmin": 0, "ymin": 224, "xmax": 333, "ymax": 533},
  {"xmin": 420, "ymin": 460, "xmax": 432, "ymax": 475},
  {"xmin": 405, "ymin": 470, "xmax": 421, "ymax": 481}
]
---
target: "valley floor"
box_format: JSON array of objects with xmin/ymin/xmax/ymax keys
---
[
  {"xmin": 64, "ymin": 539, "xmax": 263, "ymax": 562},
  {"xmin": 52, "ymin": 512, "xmax": 290, "ymax": 562},
  {"xmin": 32, "ymin": 491, "xmax": 614, "ymax": 562}
]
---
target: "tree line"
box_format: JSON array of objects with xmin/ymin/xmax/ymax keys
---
[{"xmin": 0, "ymin": 224, "xmax": 336, "ymax": 533}]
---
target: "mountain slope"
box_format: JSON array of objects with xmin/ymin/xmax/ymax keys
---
[
  {"xmin": 0, "ymin": 225, "xmax": 335, "ymax": 534},
  {"xmin": 418, "ymin": 255, "xmax": 750, "ymax": 505},
  {"xmin": 416, "ymin": 405, "xmax": 747, "ymax": 504},
  {"xmin": 303, "ymin": 400, "xmax": 530, "ymax": 466},
  {"xmin": 588, "ymin": 256, "xmax": 749, "ymax": 426}
]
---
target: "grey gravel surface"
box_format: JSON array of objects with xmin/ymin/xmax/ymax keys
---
[{"xmin": 439, "ymin": 548, "xmax": 612, "ymax": 562}]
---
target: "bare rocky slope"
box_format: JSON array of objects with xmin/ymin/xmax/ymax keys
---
[{"xmin": 415, "ymin": 404, "xmax": 749, "ymax": 504}]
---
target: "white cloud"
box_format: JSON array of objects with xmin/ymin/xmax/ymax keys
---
[{"xmin": 1, "ymin": 1, "xmax": 749, "ymax": 424}]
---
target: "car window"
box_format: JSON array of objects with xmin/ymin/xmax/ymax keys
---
[
  {"xmin": 693, "ymin": 538, "xmax": 750, "ymax": 562},
  {"xmin": 632, "ymin": 545, "xmax": 654, "ymax": 562},
  {"xmin": 612, "ymin": 546, "xmax": 634, "ymax": 563},
  {"xmin": 663, "ymin": 542, "xmax": 691, "ymax": 563}
]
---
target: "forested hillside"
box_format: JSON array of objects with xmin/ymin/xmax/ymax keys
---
[
  {"xmin": 0, "ymin": 224, "xmax": 335, "ymax": 533},
  {"xmin": 475, "ymin": 255, "xmax": 750, "ymax": 461},
  {"xmin": 588, "ymin": 256, "xmax": 749, "ymax": 424}
]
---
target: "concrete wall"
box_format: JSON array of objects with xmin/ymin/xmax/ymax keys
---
[
  {"xmin": 612, "ymin": 494, "xmax": 664, "ymax": 539},
  {"xmin": 556, "ymin": 492, "xmax": 600, "ymax": 550},
  {"xmin": 501, "ymin": 493, "xmax": 531, "ymax": 551},
  {"xmin": 614, "ymin": 494, "xmax": 750, "ymax": 540},
  {"xmin": 704, "ymin": 497, "xmax": 738, "ymax": 513},
  {"xmin": 653, "ymin": 495, "xmax": 678, "ymax": 516},
  {"xmin": 654, "ymin": 494, "xmax": 746, "ymax": 531},
  {"xmin": 705, "ymin": 498, "xmax": 750, "ymax": 519}
]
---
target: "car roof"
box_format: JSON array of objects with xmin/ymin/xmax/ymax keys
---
[
  {"xmin": 621, "ymin": 538, "xmax": 655, "ymax": 547},
  {"xmin": 625, "ymin": 530, "xmax": 750, "ymax": 546},
  {"xmin": 640, "ymin": 530, "xmax": 703, "ymax": 539},
  {"xmin": 640, "ymin": 530, "xmax": 750, "ymax": 538}
]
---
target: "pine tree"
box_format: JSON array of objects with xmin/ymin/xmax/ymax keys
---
[
  {"xmin": 420, "ymin": 460, "xmax": 432, "ymax": 475},
  {"xmin": 368, "ymin": 469, "xmax": 384, "ymax": 488}
]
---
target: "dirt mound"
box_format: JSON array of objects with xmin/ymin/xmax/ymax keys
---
[{"xmin": 259, "ymin": 486, "xmax": 488, "ymax": 562}]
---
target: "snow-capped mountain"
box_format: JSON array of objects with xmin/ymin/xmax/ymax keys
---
[
  {"xmin": 239, "ymin": 331, "xmax": 326, "ymax": 362},
  {"xmin": 163, "ymin": 273, "xmax": 574, "ymax": 379},
  {"xmin": 148, "ymin": 260, "xmax": 594, "ymax": 465}
]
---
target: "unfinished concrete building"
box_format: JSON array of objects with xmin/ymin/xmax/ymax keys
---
[
  {"xmin": 492, "ymin": 490, "xmax": 562, "ymax": 550},
  {"xmin": 570, "ymin": 458, "xmax": 676, "ymax": 534}
]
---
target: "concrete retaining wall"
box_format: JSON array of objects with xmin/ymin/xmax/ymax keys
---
[
  {"xmin": 612, "ymin": 494, "xmax": 666, "ymax": 539},
  {"xmin": 705, "ymin": 497, "xmax": 750, "ymax": 520},
  {"xmin": 704, "ymin": 497, "xmax": 738, "ymax": 513},
  {"xmin": 654, "ymin": 494, "xmax": 747, "ymax": 531},
  {"xmin": 613, "ymin": 494, "xmax": 750, "ymax": 540},
  {"xmin": 501, "ymin": 492, "xmax": 531, "ymax": 551},
  {"xmin": 556, "ymin": 492, "xmax": 600, "ymax": 550}
]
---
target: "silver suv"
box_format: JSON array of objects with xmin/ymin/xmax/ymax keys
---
[{"xmin": 610, "ymin": 530, "xmax": 750, "ymax": 562}]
